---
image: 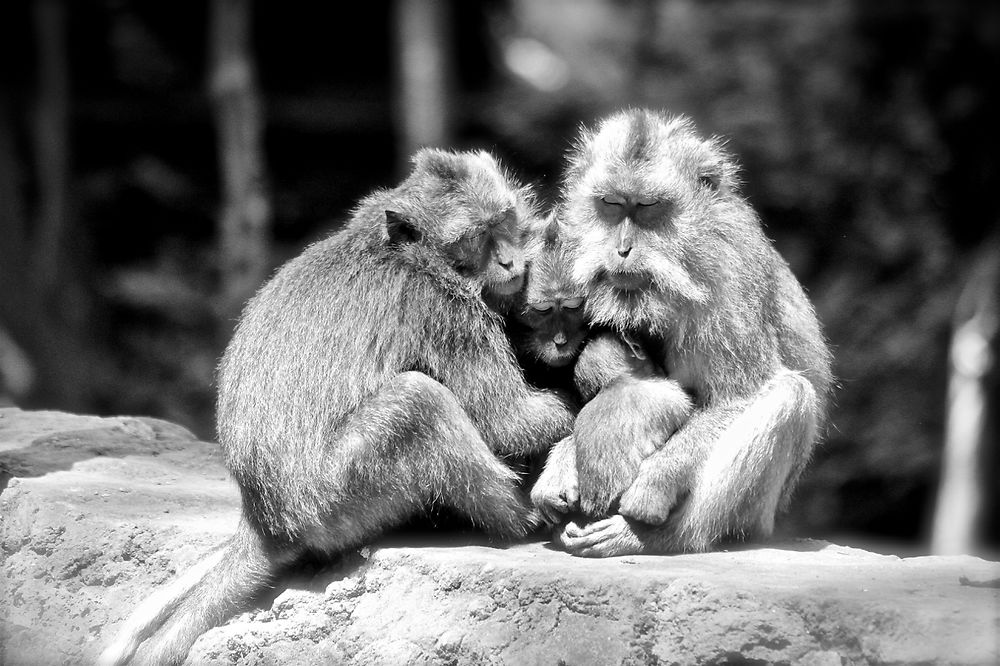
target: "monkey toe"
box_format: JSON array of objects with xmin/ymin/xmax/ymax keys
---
[
  {"xmin": 556, "ymin": 515, "xmax": 644, "ymax": 558},
  {"xmin": 530, "ymin": 478, "xmax": 579, "ymax": 525}
]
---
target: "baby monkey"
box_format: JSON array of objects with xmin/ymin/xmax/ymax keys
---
[
  {"xmin": 516, "ymin": 215, "xmax": 694, "ymax": 523},
  {"xmin": 507, "ymin": 213, "xmax": 588, "ymax": 390}
]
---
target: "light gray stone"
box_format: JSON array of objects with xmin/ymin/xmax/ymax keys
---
[{"xmin": 1, "ymin": 407, "xmax": 998, "ymax": 665}]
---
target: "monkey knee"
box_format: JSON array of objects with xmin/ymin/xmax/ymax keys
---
[
  {"xmin": 769, "ymin": 370, "xmax": 818, "ymax": 415},
  {"xmin": 619, "ymin": 484, "xmax": 676, "ymax": 526}
]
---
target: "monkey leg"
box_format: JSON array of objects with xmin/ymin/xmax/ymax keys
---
[
  {"xmin": 530, "ymin": 435, "xmax": 579, "ymax": 525},
  {"xmin": 575, "ymin": 376, "xmax": 692, "ymax": 518},
  {"xmin": 103, "ymin": 372, "xmax": 533, "ymax": 666},
  {"xmin": 666, "ymin": 369, "xmax": 818, "ymax": 551},
  {"xmin": 307, "ymin": 371, "xmax": 539, "ymax": 548},
  {"xmin": 583, "ymin": 369, "xmax": 818, "ymax": 556}
]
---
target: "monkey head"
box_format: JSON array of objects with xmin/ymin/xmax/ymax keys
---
[
  {"xmin": 573, "ymin": 332, "xmax": 662, "ymax": 402},
  {"xmin": 516, "ymin": 212, "xmax": 588, "ymax": 367},
  {"xmin": 561, "ymin": 109, "xmax": 750, "ymax": 336},
  {"xmin": 386, "ymin": 148, "xmax": 538, "ymax": 300}
]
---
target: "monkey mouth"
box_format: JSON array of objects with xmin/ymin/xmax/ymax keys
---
[
  {"xmin": 491, "ymin": 273, "xmax": 525, "ymax": 296},
  {"xmin": 603, "ymin": 271, "xmax": 651, "ymax": 292},
  {"xmin": 541, "ymin": 345, "xmax": 578, "ymax": 367}
]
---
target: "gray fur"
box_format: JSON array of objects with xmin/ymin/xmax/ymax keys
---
[
  {"xmin": 100, "ymin": 150, "xmax": 574, "ymax": 665},
  {"xmin": 540, "ymin": 109, "xmax": 833, "ymax": 556}
]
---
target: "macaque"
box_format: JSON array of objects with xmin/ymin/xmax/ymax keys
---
[
  {"xmin": 534, "ymin": 109, "xmax": 833, "ymax": 557},
  {"xmin": 100, "ymin": 149, "xmax": 575, "ymax": 665}
]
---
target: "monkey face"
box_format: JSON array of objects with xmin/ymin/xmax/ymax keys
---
[
  {"xmin": 560, "ymin": 110, "xmax": 746, "ymax": 332},
  {"xmin": 520, "ymin": 297, "xmax": 588, "ymax": 367},
  {"xmin": 449, "ymin": 209, "xmax": 528, "ymax": 297},
  {"xmin": 481, "ymin": 213, "xmax": 528, "ymax": 296},
  {"xmin": 517, "ymin": 225, "xmax": 589, "ymax": 366}
]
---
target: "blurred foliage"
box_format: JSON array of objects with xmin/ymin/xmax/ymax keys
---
[{"xmin": 0, "ymin": 0, "xmax": 996, "ymax": 548}]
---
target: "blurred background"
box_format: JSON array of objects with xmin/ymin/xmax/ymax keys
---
[{"xmin": 0, "ymin": 0, "xmax": 996, "ymax": 556}]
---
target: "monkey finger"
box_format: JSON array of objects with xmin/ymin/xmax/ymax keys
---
[
  {"xmin": 568, "ymin": 516, "xmax": 619, "ymax": 537},
  {"xmin": 559, "ymin": 520, "xmax": 587, "ymax": 539},
  {"xmin": 559, "ymin": 523, "xmax": 619, "ymax": 555}
]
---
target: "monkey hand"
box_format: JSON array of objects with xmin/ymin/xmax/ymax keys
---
[
  {"xmin": 530, "ymin": 436, "xmax": 579, "ymax": 525},
  {"xmin": 555, "ymin": 515, "xmax": 645, "ymax": 558},
  {"xmin": 617, "ymin": 466, "xmax": 680, "ymax": 525}
]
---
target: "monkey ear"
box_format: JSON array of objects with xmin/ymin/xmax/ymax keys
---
[
  {"xmin": 412, "ymin": 149, "xmax": 467, "ymax": 183},
  {"xmin": 385, "ymin": 210, "xmax": 422, "ymax": 245}
]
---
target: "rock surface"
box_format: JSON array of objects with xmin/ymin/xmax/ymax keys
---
[{"xmin": 1, "ymin": 407, "xmax": 998, "ymax": 665}]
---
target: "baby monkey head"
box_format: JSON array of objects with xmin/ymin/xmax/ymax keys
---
[
  {"xmin": 517, "ymin": 213, "xmax": 588, "ymax": 367},
  {"xmin": 388, "ymin": 148, "xmax": 538, "ymax": 299},
  {"xmin": 561, "ymin": 109, "xmax": 748, "ymax": 334}
]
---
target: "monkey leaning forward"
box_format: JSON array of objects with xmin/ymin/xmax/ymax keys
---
[
  {"xmin": 100, "ymin": 149, "xmax": 575, "ymax": 666},
  {"xmin": 533, "ymin": 109, "xmax": 833, "ymax": 557}
]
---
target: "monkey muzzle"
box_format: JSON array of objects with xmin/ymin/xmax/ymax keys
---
[
  {"xmin": 541, "ymin": 343, "xmax": 579, "ymax": 367},
  {"xmin": 604, "ymin": 271, "xmax": 651, "ymax": 292}
]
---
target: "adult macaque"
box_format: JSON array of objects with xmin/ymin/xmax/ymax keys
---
[
  {"xmin": 100, "ymin": 149, "xmax": 574, "ymax": 665},
  {"xmin": 534, "ymin": 109, "xmax": 833, "ymax": 557}
]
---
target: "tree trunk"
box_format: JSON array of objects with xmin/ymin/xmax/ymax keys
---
[
  {"xmin": 0, "ymin": 98, "xmax": 35, "ymax": 402},
  {"xmin": 932, "ymin": 235, "xmax": 1000, "ymax": 555},
  {"xmin": 30, "ymin": 0, "xmax": 70, "ymax": 295},
  {"xmin": 392, "ymin": 0, "xmax": 453, "ymax": 173},
  {"xmin": 209, "ymin": 0, "xmax": 271, "ymax": 330}
]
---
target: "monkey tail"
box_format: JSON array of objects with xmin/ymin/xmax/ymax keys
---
[
  {"xmin": 99, "ymin": 519, "xmax": 285, "ymax": 666},
  {"xmin": 673, "ymin": 369, "xmax": 818, "ymax": 552}
]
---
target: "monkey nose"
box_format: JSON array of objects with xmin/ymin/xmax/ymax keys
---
[
  {"xmin": 554, "ymin": 332, "xmax": 568, "ymax": 346},
  {"xmin": 498, "ymin": 257, "xmax": 514, "ymax": 270},
  {"xmin": 617, "ymin": 246, "xmax": 632, "ymax": 258}
]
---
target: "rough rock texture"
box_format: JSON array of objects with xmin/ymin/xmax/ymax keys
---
[{"xmin": 1, "ymin": 407, "xmax": 998, "ymax": 665}]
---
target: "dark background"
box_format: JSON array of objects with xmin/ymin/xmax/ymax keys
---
[{"xmin": 0, "ymin": 0, "xmax": 997, "ymax": 555}]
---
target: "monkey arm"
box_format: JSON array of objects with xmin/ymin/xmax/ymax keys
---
[
  {"xmin": 614, "ymin": 403, "xmax": 740, "ymax": 527},
  {"xmin": 436, "ymin": 321, "xmax": 575, "ymax": 458},
  {"xmin": 618, "ymin": 370, "xmax": 818, "ymax": 543},
  {"xmin": 575, "ymin": 376, "xmax": 693, "ymax": 518},
  {"xmin": 529, "ymin": 435, "xmax": 579, "ymax": 524},
  {"xmin": 574, "ymin": 330, "xmax": 664, "ymax": 402}
]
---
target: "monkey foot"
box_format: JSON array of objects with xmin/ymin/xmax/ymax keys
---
[
  {"xmin": 555, "ymin": 515, "xmax": 646, "ymax": 558},
  {"xmin": 530, "ymin": 475, "xmax": 579, "ymax": 526}
]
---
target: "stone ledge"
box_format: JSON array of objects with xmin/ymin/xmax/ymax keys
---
[{"xmin": 1, "ymin": 408, "xmax": 997, "ymax": 665}]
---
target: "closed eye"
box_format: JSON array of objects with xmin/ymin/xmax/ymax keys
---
[
  {"xmin": 601, "ymin": 195, "xmax": 626, "ymax": 206},
  {"xmin": 530, "ymin": 302, "xmax": 555, "ymax": 314},
  {"xmin": 561, "ymin": 297, "xmax": 584, "ymax": 309}
]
